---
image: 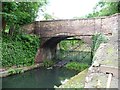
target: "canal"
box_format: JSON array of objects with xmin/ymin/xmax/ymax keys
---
[{"xmin": 2, "ymin": 67, "xmax": 79, "ymax": 88}]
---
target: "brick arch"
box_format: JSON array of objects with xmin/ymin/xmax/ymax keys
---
[
  {"xmin": 41, "ymin": 35, "xmax": 71, "ymax": 48},
  {"xmin": 35, "ymin": 35, "xmax": 93, "ymax": 63},
  {"xmin": 35, "ymin": 35, "xmax": 75, "ymax": 63},
  {"xmin": 41, "ymin": 32, "xmax": 92, "ymax": 49},
  {"xmin": 41, "ymin": 32, "xmax": 76, "ymax": 47},
  {"xmin": 22, "ymin": 13, "xmax": 119, "ymax": 63}
]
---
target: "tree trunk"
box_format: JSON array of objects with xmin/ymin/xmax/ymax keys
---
[
  {"xmin": 2, "ymin": 17, "xmax": 6, "ymax": 31},
  {"xmin": 2, "ymin": 3, "xmax": 6, "ymax": 31},
  {"xmin": 9, "ymin": 25, "xmax": 14, "ymax": 35}
]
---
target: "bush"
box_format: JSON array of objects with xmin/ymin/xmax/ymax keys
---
[
  {"xmin": 43, "ymin": 59, "xmax": 54, "ymax": 68},
  {"xmin": 91, "ymin": 33, "xmax": 108, "ymax": 55},
  {"xmin": 65, "ymin": 62, "xmax": 89, "ymax": 71},
  {"xmin": 2, "ymin": 33, "xmax": 40, "ymax": 67}
]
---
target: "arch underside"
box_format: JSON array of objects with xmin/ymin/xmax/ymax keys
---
[
  {"xmin": 42, "ymin": 35, "xmax": 72, "ymax": 48},
  {"xmin": 35, "ymin": 34, "xmax": 92, "ymax": 63}
]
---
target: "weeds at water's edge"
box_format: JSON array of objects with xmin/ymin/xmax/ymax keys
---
[
  {"xmin": 0, "ymin": 63, "xmax": 43, "ymax": 77},
  {"xmin": 43, "ymin": 59, "xmax": 55, "ymax": 68},
  {"xmin": 65, "ymin": 62, "xmax": 89, "ymax": 72}
]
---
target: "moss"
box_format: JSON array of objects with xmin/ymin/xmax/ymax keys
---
[
  {"xmin": 107, "ymin": 47, "xmax": 114, "ymax": 54},
  {"xmin": 58, "ymin": 69, "xmax": 88, "ymax": 88}
]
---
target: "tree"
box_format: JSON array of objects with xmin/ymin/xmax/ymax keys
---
[
  {"xmin": 2, "ymin": 1, "xmax": 48, "ymax": 34},
  {"xmin": 43, "ymin": 13, "xmax": 54, "ymax": 20},
  {"xmin": 86, "ymin": 1, "xmax": 120, "ymax": 18}
]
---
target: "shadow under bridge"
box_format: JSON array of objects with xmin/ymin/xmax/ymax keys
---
[{"xmin": 35, "ymin": 35, "xmax": 92, "ymax": 66}]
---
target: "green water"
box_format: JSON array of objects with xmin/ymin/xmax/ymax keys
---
[{"xmin": 2, "ymin": 67, "xmax": 78, "ymax": 88}]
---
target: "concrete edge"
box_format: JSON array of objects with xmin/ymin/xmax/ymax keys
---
[{"xmin": 0, "ymin": 63, "xmax": 43, "ymax": 78}]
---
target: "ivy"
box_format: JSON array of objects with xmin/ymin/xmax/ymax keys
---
[{"xmin": 2, "ymin": 33, "xmax": 40, "ymax": 68}]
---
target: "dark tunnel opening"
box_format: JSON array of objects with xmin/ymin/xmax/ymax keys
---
[{"xmin": 42, "ymin": 35, "xmax": 73, "ymax": 48}]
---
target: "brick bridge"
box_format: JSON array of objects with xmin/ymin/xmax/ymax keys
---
[{"xmin": 22, "ymin": 13, "xmax": 119, "ymax": 63}]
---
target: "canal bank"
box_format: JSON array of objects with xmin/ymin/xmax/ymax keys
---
[
  {"xmin": 58, "ymin": 69, "xmax": 88, "ymax": 88},
  {"xmin": 0, "ymin": 63, "xmax": 43, "ymax": 77}
]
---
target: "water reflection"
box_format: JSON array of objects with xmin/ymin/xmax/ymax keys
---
[{"xmin": 2, "ymin": 67, "xmax": 78, "ymax": 88}]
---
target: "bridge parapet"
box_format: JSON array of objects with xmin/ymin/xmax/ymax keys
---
[{"xmin": 22, "ymin": 13, "xmax": 119, "ymax": 38}]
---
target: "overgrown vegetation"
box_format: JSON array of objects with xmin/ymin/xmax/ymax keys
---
[
  {"xmin": 1, "ymin": 1, "xmax": 111, "ymax": 70},
  {"xmin": 43, "ymin": 59, "xmax": 54, "ymax": 67},
  {"xmin": 56, "ymin": 39, "xmax": 91, "ymax": 71},
  {"xmin": 59, "ymin": 39, "xmax": 84, "ymax": 50},
  {"xmin": 56, "ymin": 50, "xmax": 92, "ymax": 65},
  {"xmin": 2, "ymin": 33, "xmax": 40, "ymax": 67},
  {"xmin": 1, "ymin": 1, "xmax": 48, "ymax": 34},
  {"xmin": 56, "ymin": 39, "xmax": 92, "ymax": 65},
  {"xmin": 57, "ymin": 33, "xmax": 108, "ymax": 71},
  {"xmin": 1, "ymin": 1, "xmax": 50, "ymax": 68},
  {"xmin": 65, "ymin": 62, "xmax": 89, "ymax": 71},
  {"xmin": 8, "ymin": 68, "xmax": 24, "ymax": 75},
  {"xmin": 86, "ymin": 1, "xmax": 120, "ymax": 18},
  {"xmin": 91, "ymin": 33, "xmax": 108, "ymax": 56}
]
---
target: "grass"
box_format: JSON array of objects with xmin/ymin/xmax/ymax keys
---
[
  {"xmin": 65, "ymin": 62, "xmax": 89, "ymax": 72},
  {"xmin": 58, "ymin": 69, "xmax": 88, "ymax": 88}
]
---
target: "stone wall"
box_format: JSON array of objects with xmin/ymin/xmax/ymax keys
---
[{"xmin": 84, "ymin": 13, "xmax": 119, "ymax": 88}]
